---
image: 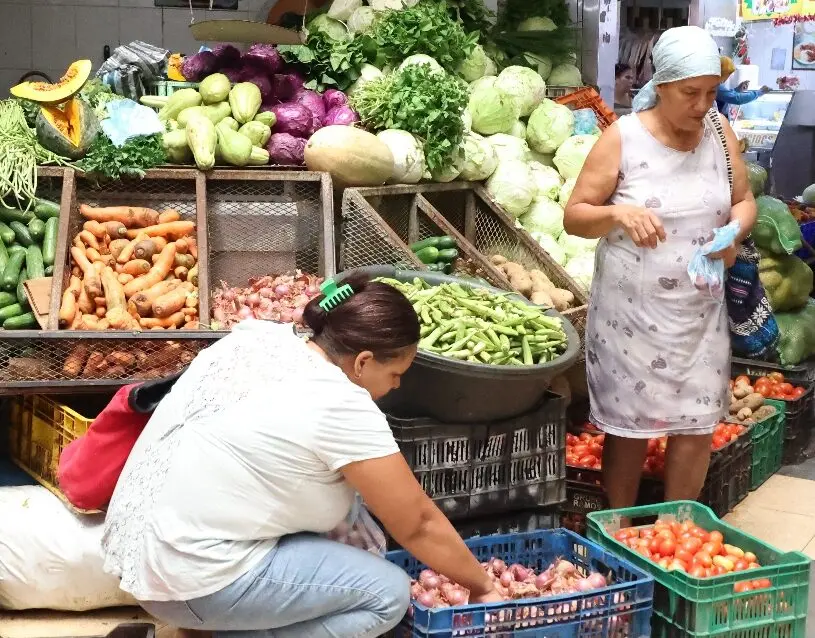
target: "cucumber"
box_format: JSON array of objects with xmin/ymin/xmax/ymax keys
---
[
  {"xmin": 33, "ymin": 198, "xmax": 61, "ymax": 220},
  {"xmin": 0, "ymin": 238, "xmax": 7, "ymax": 275},
  {"xmin": 0, "ymin": 222, "xmax": 14, "ymax": 245},
  {"xmin": 44, "ymin": 265, "xmax": 54, "ymax": 276},
  {"xmin": 27, "ymin": 218, "xmax": 45, "ymax": 243},
  {"xmin": 437, "ymin": 248, "xmax": 459, "ymax": 263},
  {"xmin": 414, "ymin": 246, "xmax": 440, "ymax": 264},
  {"xmin": 426, "ymin": 263, "xmax": 446, "ymax": 272},
  {"xmin": 7, "ymin": 244, "xmax": 25, "ymax": 257},
  {"xmin": 1, "ymin": 251, "xmax": 25, "ymax": 292},
  {"xmin": 0, "ymin": 303, "xmax": 24, "ymax": 321},
  {"xmin": 437, "ymin": 236, "xmax": 457, "ymax": 249},
  {"xmin": 42, "ymin": 216, "xmax": 58, "ymax": 266},
  {"xmin": 16, "ymin": 268, "xmax": 29, "ymax": 309},
  {"xmin": 25, "ymin": 246, "xmax": 44, "ymax": 280},
  {"xmin": 410, "ymin": 237, "xmax": 441, "ymax": 252},
  {"xmin": 443, "ymin": 262, "xmax": 453, "ymax": 275},
  {"xmin": 4, "ymin": 312, "xmax": 36, "ymax": 330},
  {"xmin": 9, "ymin": 221, "xmax": 33, "ymax": 247},
  {"xmin": 0, "ymin": 207, "xmax": 34, "ymax": 225},
  {"xmin": 0, "ymin": 292, "xmax": 17, "ymax": 308}
]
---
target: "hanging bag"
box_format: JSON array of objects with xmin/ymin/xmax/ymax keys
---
[{"xmin": 706, "ymin": 108, "xmax": 780, "ymax": 359}]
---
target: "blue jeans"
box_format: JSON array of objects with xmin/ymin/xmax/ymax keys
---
[{"xmin": 139, "ymin": 534, "xmax": 410, "ymax": 638}]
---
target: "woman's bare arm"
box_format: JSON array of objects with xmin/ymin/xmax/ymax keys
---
[
  {"xmin": 341, "ymin": 454, "xmax": 495, "ymax": 598},
  {"xmin": 721, "ymin": 117, "xmax": 757, "ymax": 243}
]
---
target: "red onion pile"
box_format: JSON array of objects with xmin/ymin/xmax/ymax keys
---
[{"xmin": 211, "ymin": 271, "xmax": 323, "ymax": 329}]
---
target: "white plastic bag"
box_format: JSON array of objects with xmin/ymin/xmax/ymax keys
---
[
  {"xmin": 687, "ymin": 220, "xmax": 740, "ymax": 299},
  {"xmin": 0, "ymin": 486, "xmax": 136, "ymax": 611},
  {"xmin": 324, "ymin": 493, "xmax": 386, "ymax": 556}
]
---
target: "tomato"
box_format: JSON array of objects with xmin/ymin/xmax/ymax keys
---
[
  {"xmin": 648, "ymin": 537, "xmax": 663, "ymax": 554},
  {"xmin": 566, "ymin": 454, "xmax": 580, "ymax": 466},
  {"xmin": 635, "ymin": 546, "xmax": 651, "ymax": 559},
  {"xmin": 681, "ymin": 537, "xmax": 703, "ymax": 553},
  {"xmin": 734, "ymin": 559, "xmax": 750, "ymax": 571},
  {"xmin": 708, "ymin": 531, "xmax": 724, "ymax": 544},
  {"xmin": 640, "ymin": 528, "xmax": 656, "ymax": 539},
  {"xmin": 792, "ymin": 386, "xmax": 806, "ymax": 399},
  {"xmin": 702, "ymin": 542, "xmax": 722, "ymax": 556},
  {"xmin": 756, "ymin": 385, "xmax": 772, "ymax": 398},
  {"xmin": 768, "ymin": 372, "xmax": 785, "ymax": 383},
  {"xmin": 657, "ymin": 557, "xmax": 671, "ymax": 569},
  {"xmin": 572, "ymin": 444, "xmax": 589, "ymax": 457},
  {"xmin": 689, "ymin": 565, "xmax": 707, "ymax": 578},
  {"xmin": 659, "ymin": 538, "xmax": 677, "ymax": 557},
  {"xmin": 690, "ymin": 527, "xmax": 710, "ymax": 542},
  {"xmin": 588, "ymin": 443, "xmax": 604, "ymax": 458},
  {"xmin": 694, "ymin": 551, "xmax": 713, "ymax": 568},
  {"xmin": 615, "ymin": 528, "xmax": 638, "ymax": 541},
  {"xmin": 748, "ymin": 562, "xmax": 761, "ymax": 570},
  {"xmin": 734, "ymin": 581, "xmax": 753, "ymax": 593},
  {"xmin": 712, "ymin": 434, "xmax": 727, "ymax": 450},
  {"xmin": 668, "ymin": 559, "xmax": 687, "ymax": 572},
  {"xmin": 566, "ymin": 433, "xmax": 579, "ymax": 445},
  {"xmin": 778, "ymin": 382, "xmax": 794, "ymax": 396},
  {"xmin": 743, "ymin": 551, "xmax": 757, "ymax": 563},
  {"xmin": 675, "ymin": 548, "xmax": 695, "ymax": 564},
  {"xmin": 579, "ymin": 432, "xmax": 593, "ymax": 443},
  {"xmin": 734, "ymin": 375, "xmax": 751, "ymax": 386},
  {"xmin": 579, "ymin": 454, "xmax": 598, "ymax": 467},
  {"xmin": 752, "ymin": 578, "xmax": 772, "ymax": 590},
  {"xmin": 712, "ymin": 565, "xmax": 728, "ymax": 576}
]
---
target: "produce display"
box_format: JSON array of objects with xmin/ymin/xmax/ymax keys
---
[
  {"xmin": 613, "ymin": 520, "xmax": 772, "ymax": 591},
  {"xmin": 410, "ymin": 235, "xmax": 459, "ymax": 273},
  {"xmin": 210, "ymin": 271, "xmax": 323, "ymax": 330},
  {"xmin": 489, "ymin": 254, "xmax": 575, "ymax": 310},
  {"xmin": 60, "ymin": 339, "xmax": 197, "ymax": 380},
  {"xmin": 0, "ymin": 195, "xmax": 61, "ymax": 330},
  {"xmin": 378, "ymin": 277, "xmax": 569, "ymax": 365},
  {"xmin": 59, "ymin": 205, "xmax": 199, "ymax": 330},
  {"xmin": 731, "ymin": 373, "xmax": 805, "ymax": 402},
  {"xmin": 409, "ymin": 557, "xmax": 610, "ymax": 609}
]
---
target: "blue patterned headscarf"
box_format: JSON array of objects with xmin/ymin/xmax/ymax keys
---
[{"xmin": 632, "ymin": 26, "xmax": 722, "ymax": 113}]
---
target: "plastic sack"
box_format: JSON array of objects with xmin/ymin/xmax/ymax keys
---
[
  {"xmin": 0, "ymin": 486, "xmax": 136, "ymax": 611},
  {"xmin": 101, "ymin": 99, "xmax": 164, "ymax": 147},
  {"xmin": 775, "ymin": 300, "xmax": 815, "ymax": 365},
  {"xmin": 572, "ymin": 108, "xmax": 599, "ymax": 135},
  {"xmin": 758, "ymin": 250, "xmax": 814, "ymax": 312},
  {"xmin": 687, "ymin": 221, "xmax": 740, "ymax": 299},
  {"xmin": 753, "ymin": 195, "xmax": 803, "ymax": 255},
  {"xmin": 324, "ymin": 493, "xmax": 386, "ymax": 557}
]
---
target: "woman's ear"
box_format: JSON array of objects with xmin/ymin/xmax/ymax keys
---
[{"xmin": 353, "ymin": 351, "xmax": 375, "ymax": 379}]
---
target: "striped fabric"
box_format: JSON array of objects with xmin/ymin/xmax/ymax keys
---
[{"xmin": 96, "ymin": 41, "xmax": 170, "ymax": 100}]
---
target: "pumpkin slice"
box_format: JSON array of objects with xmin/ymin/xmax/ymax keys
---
[
  {"xmin": 36, "ymin": 98, "xmax": 99, "ymax": 160},
  {"xmin": 11, "ymin": 60, "xmax": 92, "ymax": 105}
]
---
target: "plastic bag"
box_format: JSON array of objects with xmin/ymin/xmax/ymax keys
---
[
  {"xmin": 687, "ymin": 221, "xmax": 740, "ymax": 299},
  {"xmin": 753, "ymin": 195, "xmax": 803, "ymax": 255},
  {"xmin": 96, "ymin": 41, "xmax": 170, "ymax": 100},
  {"xmin": 775, "ymin": 300, "xmax": 815, "ymax": 365},
  {"xmin": 572, "ymin": 109, "xmax": 599, "ymax": 135},
  {"xmin": 100, "ymin": 99, "xmax": 165, "ymax": 148},
  {"xmin": 324, "ymin": 493, "xmax": 386, "ymax": 557},
  {"xmin": 758, "ymin": 250, "xmax": 813, "ymax": 312}
]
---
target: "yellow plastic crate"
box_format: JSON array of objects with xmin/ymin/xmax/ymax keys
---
[{"xmin": 8, "ymin": 395, "xmax": 94, "ymax": 509}]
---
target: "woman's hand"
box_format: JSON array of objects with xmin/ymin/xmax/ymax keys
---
[
  {"xmin": 709, "ymin": 243, "xmax": 739, "ymax": 268},
  {"xmin": 470, "ymin": 587, "xmax": 505, "ymax": 604},
  {"xmin": 612, "ymin": 205, "xmax": 667, "ymax": 249}
]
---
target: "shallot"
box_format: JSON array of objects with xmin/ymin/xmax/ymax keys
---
[{"xmin": 210, "ymin": 271, "xmax": 323, "ymax": 329}]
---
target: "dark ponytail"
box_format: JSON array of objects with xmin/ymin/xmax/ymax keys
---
[{"xmin": 303, "ymin": 272, "xmax": 420, "ymax": 360}]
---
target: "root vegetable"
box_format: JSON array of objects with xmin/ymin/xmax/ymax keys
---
[
  {"xmin": 77, "ymin": 283, "xmax": 93, "ymax": 315},
  {"xmin": 82, "ymin": 220, "xmax": 107, "ymax": 239},
  {"xmin": 123, "ymin": 243, "xmax": 177, "ymax": 297},
  {"xmin": 67, "ymin": 275, "xmax": 82, "ymax": 298},
  {"xmin": 531, "ymin": 290, "xmax": 554, "ymax": 306},
  {"xmin": 129, "ymin": 280, "xmax": 180, "ymax": 317},
  {"xmin": 154, "ymin": 288, "xmax": 189, "ymax": 319},
  {"xmin": 120, "ymin": 259, "xmax": 151, "ymax": 277},
  {"xmin": 729, "ymin": 393, "xmax": 764, "ymax": 414},
  {"xmin": 133, "ymin": 239, "xmax": 157, "ymax": 261},
  {"xmin": 174, "ymin": 253, "xmax": 196, "ymax": 269},
  {"xmin": 103, "ymin": 221, "xmax": 128, "ymax": 239},
  {"xmin": 101, "ymin": 267, "xmax": 126, "ymax": 314},
  {"xmin": 188, "ymin": 263, "xmax": 198, "ymax": 286},
  {"xmin": 71, "ymin": 247, "xmax": 103, "ymax": 298},
  {"xmin": 549, "ymin": 289, "xmax": 575, "ymax": 312},
  {"xmin": 79, "ymin": 230, "xmax": 100, "ymax": 251},
  {"xmin": 490, "ymin": 254, "xmax": 508, "ymax": 266},
  {"xmin": 174, "ymin": 266, "xmax": 188, "ymax": 280},
  {"xmin": 503, "ymin": 262, "xmax": 533, "ymax": 296},
  {"xmin": 58, "ymin": 290, "xmax": 77, "ymax": 327},
  {"xmin": 158, "ymin": 209, "xmax": 181, "ymax": 223},
  {"xmin": 79, "ymin": 204, "xmax": 160, "ymax": 228},
  {"xmin": 139, "ymin": 312, "xmax": 185, "ymax": 329},
  {"xmin": 62, "ymin": 345, "xmax": 89, "ymax": 377},
  {"xmin": 77, "ymin": 314, "xmax": 100, "ymax": 330},
  {"xmin": 109, "ymin": 239, "xmax": 130, "ymax": 261},
  {"xmin": 125, "ymin": 221, "xmax": 195, "ymax": 240}
]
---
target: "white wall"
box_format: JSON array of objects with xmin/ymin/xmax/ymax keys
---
[
  {"xmin": 0, "ymin": 0, "xmax": 271, "ymax": 93},
  {"xmin": 744, "ymin": 20, "xmax": 815, "ymax": 91}
]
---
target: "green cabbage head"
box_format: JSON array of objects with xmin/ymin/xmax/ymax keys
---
[
  {"xmin": 527, "ymin": 99, "xmax": 574, "ymax": 154},
  {"xmin": 486, "ymin": 159, "xmax": 535, "ymax": 218}
]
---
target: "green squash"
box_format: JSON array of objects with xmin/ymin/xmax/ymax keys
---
[{"xmin": 35, "ymin": 98, "xmax": 99, "ymax": 160}]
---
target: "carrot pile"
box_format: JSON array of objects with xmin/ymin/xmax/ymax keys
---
[{"xmin": 59, "ymin": 204, "xmax": 200, "ymax": 331}]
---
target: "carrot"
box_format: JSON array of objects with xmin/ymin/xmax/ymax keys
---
[
  {"xmin": 107, "ymin": 351, "xmax": 136, "ymax": 368},
  {"xmin": 158, "ymin": 209, "xmax": 181, "ymax": 224},
  {"xmin": 186, "ymin": 237, "xmax": 198, "ymax": 260},
  {"xmin": 86, "ymin": 247, "xmax": 102, "ymax": 263},
  {"xmin": 182, "ymin": 307, "xmax": 197, "ymax": 318},
  {"xmin": 95, "ymin": 307, "xmax": 106, "ymax": 319},
  {"xmin": 62, "ymin": 345, "xmax": 89, "ymax": 377},
  {"xmin": 125, "ymin": 221, "xmax": 195, "ymax": 240},
  {"xmin": 150, "ymin": 326, "xmax": 166, "ymax": 331},
  {"xmin": 78, "ymin": 230, "xmax": 100, "ymax": 251},
  {"xmin": 123, "ymin": 243, "xmax": 177, "ymax": 298},
  {"xmin": 71, "ymin": 266, "xmax": 82, "ymax": 278},
  {"xmin": 183, "ymin": 320, "xmax": 200, "ymax": 330},
  {"xmin": 67, "ymin": 275, "xmax": 82, "ymax": 298},
  {"xmin": 107, "ymin": 307, "xmax": 136, "ymax": 330},
  {"xmin": 82, "ymin": 351, "xmax": 107, "ymax": 377},
  {"xmin": 152, "ymin": 236, "xmax": 168, "ymax": 252},
  {"xmin": 121, "ymin": 259, "xmax": 151, "ymax": 277},
  {"xmin": 71, "ymin": 247, "xmax": 102, "ymax": 298},
  {"xmin": 70, "ymin": 309, "xmax": 83, "ymax": 330},
  {"xmin": 187, "ymin": 263, "xmax": 198, "ymax": 286},
  {"xmin": 103, "ymin": 221, "xmax": 128, "ymax": 239},
  {"xmin": 129, "ymin": 280, "xmax": 180, "ymax": 317},
  {"xmin": 133, "ymin": 239, "xmax": 157, "ymax": 261},
  {"xmin": 185, "ymin": 290, "xmax": 199, "ymax": 308},
  {"xmin": 77, "ymin": 282, "xmax": 93, "ymax": 315},
  {"xmin": 58, "ymin": 290, "xmax": 77, "ymax": 327},
  {"xmin": 175, "ymin": 238, "xmax": 188, "ymax": 255},
  {"xmin": 139, "ymin": 312, "xmax": 185, "ymax": 329},
  {"xmin": 174, "ymin": 253, "xmax": 195, "ymax": 270},
  {"xmin": 109, "ymin": 239, "xmax": 130, "ymax": 261},
  {"xmin": 72, "ymin": 235, "xmax": 84, "ymax": 250},
  {"xmin": 83, "ymin": 220, "xmax": 107, "ymax": 239},
  {"xmin": 118, "ymin": 273, "xmax": 134, "ymax": 285},
  {"xmin": 117, "ymin": 233, "xmax": 146, "ymax": 265},
  {"xmin": 77, "ymin": 314, "xmax": 99, "ymax": 331},
  {"xmin": 101, "ymin": 267, "xmax": 126, "ymax": 314},
  {"xmin": 174, "ymin": 266, "xmax": 188, "ymax": 281},
  {"xmin": 97, "ymin": 318, "xmax": 110, "ymax": 330},
  {"xmin": 153, "ymin": 288, "xmax": 188, "ymax": 319},
  {"xmin": 79, "ymin": 204, "xmax": 160, "ymax": 228}
]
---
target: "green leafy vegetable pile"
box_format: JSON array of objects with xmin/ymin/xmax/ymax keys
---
[
  {"xmin": 372, "ymin": 0, "xmax": 478, "ymax": 72},
  {"xmin": 77, "ymin": 133, "xmax": 166, "ymax": 180},
  {"xmin": 279, "ymin": 31, "xmax": 377, "ymax": 92},
  {"xmin": 350, "ymin": 63, "xmax": 468, "ymax": 173}
]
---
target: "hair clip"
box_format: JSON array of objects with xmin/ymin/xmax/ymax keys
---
[{"xmin": 319, "ymin": 278, "xmax": 354, "ymax": 312}]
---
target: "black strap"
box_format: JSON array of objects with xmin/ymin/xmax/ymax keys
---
[
  {"xmin": 127, "ymin": 367, "xmax": 187, "ymax": 414},
  {"xmin": 707, "ymin": 107, "xmax": 733, "ymax": 194}
]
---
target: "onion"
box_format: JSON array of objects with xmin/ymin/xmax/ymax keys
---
[
  {"xmin": 247, "ymin": 292, "xmax": 261, "ymax": 306},
  {"xmin": 492, "ymin": 559, "xmax": 507, "ymax": 574},
  {"xmin": 586, "ymin": 572, "xmax": 607, "ymax": 589},
  {"xmin": 274, "ymin": 284, "xmax": 291, "ymax": 297},
  {"xmin": 237, "ymin": 295, "xmax": 247, "ymax": 306},
  {"xmin": 221, "ymin": 289, "xmax": 236, "ymax": 302},
  {"xmin": 419, "ymin": 569, "xmax": 439, "ymax": 588},
  {"xmin": 306, "ymin": 284, "xmax": 320, "ymax": 296},
  {"xmin": 410, "ymin": 582, "xmax": 424, "ymax": 598},
  {"xmin": 417, "ymin": 591, "xmax": 436, "ymax": 608},
  {"xmin": 259, "ymin": 287, "xmax": 275, "ymax": 298},
  {"xmin": 237, "ymin": 306, "xmax": 254, "ymax": 320},
  {"xmin": 510, "ymin": 564, "xmax": 530, "ymax": 581},
  {"xmin": 292, "ymin": 307, "xmax": 304, "ymax": 323},
  {"xmin": 535, "ymin": 571, "xmax": 555, "ymax": 591},
  {"xmin": 499, "ymin": 571, "xmax": 514, "ymax": 587},
  {"xmin": 575, "ymin": 578, "xmax": 594, "ymax": 592},
  {"xmin": 279, "ymin": 309, "xmax": 293, "ymax": 323},
  {"xmin": 213, "ymin": 307, "xmax": 226, "ymax": 323},
  {"xmin": 446, "ymin": 589, "xmax": 468, "ymax": 606},
  {"xmin": 554, "ymin": 560, "xmax": 576, "ymax": 576}
]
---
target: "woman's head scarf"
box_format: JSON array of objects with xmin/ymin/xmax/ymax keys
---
[{"xmin": 632, "ymin": 26, "xmax": 722, "ymax": 113}]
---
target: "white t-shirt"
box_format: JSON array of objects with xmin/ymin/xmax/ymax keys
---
[{"xmin": 102, "ymin": 321, "xmax": 399, "ymax": 602}]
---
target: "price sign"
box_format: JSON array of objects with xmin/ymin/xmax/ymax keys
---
[{"xmin": 741, "ymin": 0, "xmax": 801, "ymax": 21}]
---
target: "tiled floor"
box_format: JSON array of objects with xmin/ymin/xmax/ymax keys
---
[{"xmin": 1, "ymin": 475, "xmax": 813, "ymax": 638}]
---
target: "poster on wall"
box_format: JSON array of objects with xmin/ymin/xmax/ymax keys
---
[
  {"xmin": 792, "ymin": 22, "xmax": 815, "ymax": 68},
  {"xmin": 741, "ymin": 0, "xmax": 800, "ymax": 21}
]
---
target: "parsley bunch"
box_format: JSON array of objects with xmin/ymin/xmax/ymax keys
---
[
  {"xmin": 279, "ymin": 31, "xmax": 377, "ymax": 92},
  {"xmin": 78, "ymin": 133, "xmax": 166, "ymax": 180},
  {"xmin": 350, "ymin": 64, "xmax": 469, "ymax": 173},
  {"xmin": 372, "ymin": 0, "xmax": 478, "ymax": 73}
]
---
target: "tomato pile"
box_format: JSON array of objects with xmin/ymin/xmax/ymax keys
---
[
  {"xmin": 712, "ymin": 422, "xmax": 746, "ymax": 451},
  {"xmin": 566, "ymin": 431, "xmax": 604, "ymax": 470},
  {"xmin": 731, "ymin": 373, "xmax": 806, "ymax": 401},
  {"xmin": 614, "ymin": 519, "xmax": 772, "ymax": 592}
]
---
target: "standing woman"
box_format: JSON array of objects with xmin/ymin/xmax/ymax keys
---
[
  {"xmin": 614, "ymin": 63, "xmax": 635, "ymax": 116},
  {"xmin": 563, "ymin": 27, "xmax": 756, "ymax": 508}
]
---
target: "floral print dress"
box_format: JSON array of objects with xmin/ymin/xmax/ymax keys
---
[{"xmin": 586, "ymin": 113, "xmax": 731, "ymax": 438}]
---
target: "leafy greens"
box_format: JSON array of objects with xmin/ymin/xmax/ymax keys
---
[
  {"xmin": 279, "ymin": 30, "xmax": 377, "ymax": 92},
  {"xmin": 77, "ymin": 133, "xmax": 166, "ymax": 180}
]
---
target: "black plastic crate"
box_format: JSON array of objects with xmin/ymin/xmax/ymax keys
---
[{"xmin": 387, "ymin": 392, "xmax": 566, "ymax": 521}]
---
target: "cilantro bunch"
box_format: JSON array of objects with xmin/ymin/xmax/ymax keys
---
[
  {"xmin": 372, "ymin": 0, "xmax": 478, "ymax": 72},
  {"xmin": 78, "ymin": 133, "xmax": 166, "ymax": 180},
  {"xmin": 350, "ymin": 64, "xmax": 469, "ymax": 173}
]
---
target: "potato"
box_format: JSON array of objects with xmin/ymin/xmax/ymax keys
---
[
  {"xmin": 729, "ymin": 392, "xmax": 764, "ymax": 414},
  {"xmin": 490, "ymin": 254, "xmax": 508, "ymax": 266},
  {"xmin": 736, "ymin": 407, "xmax": 753, "ymax": 421},
  {"xmin": 549, "ymin": 288, "xmax": 574, "ymax": 311},
  {"xmin": 732, "ymin": 385, "xmax": 752, "ymax": 399},
  {"xmin": 751, "ymin": 405, "xmax": 776, "ymax": 422},
  {"xmin": 503, "ymin": 262, "xmax": 533, "ymax": 296},
  {"xmin": 529, "ymin": 269, "xmax": 556, "ymax": 293},
  {"xmin": 531, "ymin": 290, "xmax": 553, "ymax": 306}
]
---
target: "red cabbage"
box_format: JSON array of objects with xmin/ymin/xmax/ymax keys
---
[
  {"xmin": 272, "ymin": 72, "xmax": 305, "ymax": 102},
  {"xmin": 221, "ymin": 66, "xmax": 243, "ymax": 84},
  {"xmin": 212, "ymin": 44, "xmax": 241, "ymax": 68},
  {"xmin": 181, "ymin": 51, "xmax": 217, "ymax": 81},
  {"xmin": 322, "ymin": 89, "xmax": 348, "ymax": 111},
  {"xmin": 242, "ymin": 70, "xmax": 274, "ymax": 101},
  {"xmin": 243, "ymin": 44, "xmax": 284, "ymax": 75},
  {"xmin": 271, "ymin": 103, "xmax": 314, "ymax": 138},
  {"xmin": 267, "ymin": 133, "xmax": 307, "ymax": 165},
  {"xmin": 294, "ymin": 89, "xmax": 325, "ymax": 134},
  {"xmin": 323, "ymin": 105, "xmax": 359, "ymax": 126}
]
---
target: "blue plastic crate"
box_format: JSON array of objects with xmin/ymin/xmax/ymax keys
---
[{"xmin": 387, "ymin": 528, "xmax": 654, "ymax": 637}]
